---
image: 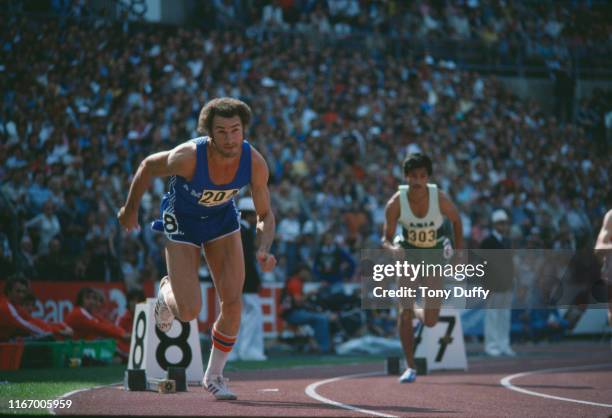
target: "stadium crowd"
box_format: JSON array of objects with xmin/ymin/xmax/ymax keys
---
[
  {"xmin": 0, "ymin": 1, "xmax": 610, "ymax": 347},
  {"xmin": 202, "ymin": 0, "xmax": 612, "ymax": 70}
]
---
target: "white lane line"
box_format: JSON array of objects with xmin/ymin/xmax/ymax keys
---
[
  {"xmin": 500, "ymin": 363, "xmax": 612, "ymax": 408},
  {"xmin": 305, "ymin": 371, "xmax": 398, "ymax": 418},
  {"xmin": 48, "ymin": 382, "xmax": 121, "ymax": 415},
  {"xmin": 258, "ymin": 388, "xmax": 279, "ymax": 392}
]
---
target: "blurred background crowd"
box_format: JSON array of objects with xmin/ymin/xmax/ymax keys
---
[{"xmin": 0, "ymin": 0, "xmax": 610, "ymax": 349}]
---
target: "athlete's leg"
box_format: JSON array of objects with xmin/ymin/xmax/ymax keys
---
[
  {"xmin": 163, "ymin": 240, "xmax": 202, "ymax": 321},
  {"xmin": 203, "ymin": 231, "xmax": 245, "ymax": 336},
  {"xmin": 421, "ymin": 275, "xmax": 442, "ymax": 327},
  {"xmin": 398, "ymin": 308, "xmax": 416, "ymax": 369},
  {"xmin": 202, "ymin": 230, "xmax": 245, "ymax": 388}
]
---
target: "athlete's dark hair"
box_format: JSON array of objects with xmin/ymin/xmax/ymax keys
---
[
  {"xmin": 606, "ymin": 189, "xmax": 612, "ymax": 206},
  {"xmin": 403, "ymin": 153, "xmax": 433, "ymax": 176},
  {"xmin": 197, "ymin": 97, "xmax": 252, "ymax": 136}
]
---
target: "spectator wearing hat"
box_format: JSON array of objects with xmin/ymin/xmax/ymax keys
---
[
  {"xmin": 481, "ymin": 209, "xmax": 515, "ymax": 357},
  {"xmin": 230, "ymin": 197, "xmax": 266, "ymax": 361}
]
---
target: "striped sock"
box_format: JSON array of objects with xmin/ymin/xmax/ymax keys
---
[{"xmin": 205, "ymin": 327, "xmax": 237, "ymax": 380}]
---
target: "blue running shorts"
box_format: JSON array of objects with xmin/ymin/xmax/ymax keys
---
[{"xmin": 151, "ymin": 195, "xmax": 240, "ymax": 247}]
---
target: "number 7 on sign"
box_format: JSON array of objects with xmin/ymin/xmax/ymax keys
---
[
  {"xmin": 413, "ymin": 316, "xmax": 455, "ymax": 362},
  {"xmin": 434, "ymin": 316, "xmax": 455, "ymax": 362}
]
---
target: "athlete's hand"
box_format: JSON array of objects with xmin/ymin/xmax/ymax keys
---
[
  {"xmin": 384, "ymin": 244, "xmax": 404, "ymax": 258},
  {"xmin": 256, "ymin": 250, "xmax": 276, "ymax": 272},
  {"xmin": 117, "ymin": 206, "xmax": 140, "ymax": 232}
]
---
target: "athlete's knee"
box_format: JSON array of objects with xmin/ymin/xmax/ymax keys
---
[
  {"xmin": 175, "ymin": 296, "xmax": 202, "ymax": 322},
  {"xmin": 423, "ymin": 312, "xmax": 439, "ymax": 328}
]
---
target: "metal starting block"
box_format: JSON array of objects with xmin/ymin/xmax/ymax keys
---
[
  {"xmin": 124, "ymin": 369, "xmax": 180, "ymax": 393},
  {"xmin": 124, "ymin": 369, "xmax": 147, "ymax": 391},
  {"xmin": 166, "ymin": 367, "xmax": 187, "ymax": 392},
  {"xmin": 415, "ymin": 357, "xmax": 428, "ymax": 375},
  {"xmin": 386, "ymin": 357, "xmax": 428, "ymax": 376},
  {"xmin": 147, "ymin": 378, "xmax": 176, "ymax": 394},
  {"xmin": 386, "ymin": 357, "xmax": 400, "ymax": 375}
]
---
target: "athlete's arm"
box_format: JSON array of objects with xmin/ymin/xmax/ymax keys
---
[
  {"xmin": 595, "ymin": 210, "xmax": 612, "ymax": 250},
  {"xmin": 117, "ymin": 142, "xmax": 196, "ymax": 232},
  {"xmin": 250, "ymin": 148, "xmax": 277, "ymax": 272},
  {"xmin": 382, "ymin": 192, "xmax": 401, "ymax": 251},
  {"xmin": 439, "ymin": 191, "xmax": 464, "ymax": 250}
]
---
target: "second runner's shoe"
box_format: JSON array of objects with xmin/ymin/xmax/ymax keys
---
[{"xmin": 399, "ymin": 367, "xmax": 417, "ymax": 383}]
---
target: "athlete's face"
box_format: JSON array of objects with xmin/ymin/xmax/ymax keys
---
[
  {"xmin": 210, "ymin": 115, "xmax": 243, "ymax": 158},
  {"xmin": 405, "ymin": 167, "xmax": 429, "ymax": 191}
]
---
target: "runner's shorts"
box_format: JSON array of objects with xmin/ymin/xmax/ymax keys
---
[{"xmin": 151, "ymin": 195, "xmax": 240, "ymax": 247}]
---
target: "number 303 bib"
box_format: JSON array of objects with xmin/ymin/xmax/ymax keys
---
[{"xmin": 407, "ymin": 227, "xmax": 437, "ymax": 248}]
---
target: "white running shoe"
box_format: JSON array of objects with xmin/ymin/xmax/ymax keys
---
[
  {"xmin": 205, "ymin": 375, "xmax": 237, "ymax": 400},
  {"xmin": 154, "ymin": 277, "xmax": 174, "ymax": 333},
  {"xmin": 398, "ymin": 367, "xmax": 417, "ymax": 383}
]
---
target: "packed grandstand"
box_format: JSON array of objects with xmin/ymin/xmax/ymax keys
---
[{"xmin": 0, "ymin": 0, "xmax": 610, "ymax": 353}]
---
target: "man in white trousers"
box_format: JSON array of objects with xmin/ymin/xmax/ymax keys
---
[
  {"xmin": 481, "ymin": 209, "xmax": 515, "ymax": 357},
  {"xmin": 230, "ymin": 197, "xmax": 266, "ymax": 361}
]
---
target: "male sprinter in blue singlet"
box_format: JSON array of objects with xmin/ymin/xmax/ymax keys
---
[
  {"xmin": 117, "ymin": 98, "xmax": 276, "ymax": 400},
  {"xmin": 382, "ymin": 153, "xmax": 463, "ymax": 383}
]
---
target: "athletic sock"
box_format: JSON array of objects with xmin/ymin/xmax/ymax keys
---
[{"xmin": 205, "ymin": 326, "xmax": 237, "ymax": 381}]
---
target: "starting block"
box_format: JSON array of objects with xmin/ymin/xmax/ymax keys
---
[
  {"xmin": 386, "ymin": 357, "xmax": 428, "ymax": 376},
  {"xmin": 124, "ymin": 367, "xmax": 187, "ymax": 393},
  {"xmin": 386, "ymin": 357, "xmax": 400, "ymax": 375},
  {"xmin": 414, "ymin": 357, "xmax": 428, "ymax": 375},
  {"xmin": 166, "ymin": 367, "xmax": 187, "ymax": 392},
  {"xmin": 124, "ymin": 369, "xmax": 147, "ymax": 391},
  {"xmin": 147, "ymin": 378, "xmax": 176, "ymax": 394}
]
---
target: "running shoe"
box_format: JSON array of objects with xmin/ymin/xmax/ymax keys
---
[
  {"xmin": 154, "ymin": 277, "xmax": 174, "ymax": 333},
  {"xmin": 205, "ymin": 375, "xmax": 237, "ymax": 400},
  {"xmin": 399, "ymin": 367, "xmax": 417, "ymax": 383}
]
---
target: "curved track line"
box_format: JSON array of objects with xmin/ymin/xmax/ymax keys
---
[
  {"xmin": 48, "ymin": 381, "xmax": 121, "ymax": 415},
  {"xmin": 305, "ymin": 371, "xmax": 397, "ymax": 418},
  {"xmin": 500, "ymin": 363, "xmax": 612, "ymax": 408}
]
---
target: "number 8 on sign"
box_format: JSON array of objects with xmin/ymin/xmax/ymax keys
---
[
  {"xmin": 127, "ymin": 299, "xmax": 204, "ymax": 384},
  {"xmin": 155, "ymin": 322, "xmax": 192, "ymax": 369},
  {"xmin": 132, "ymin": 311, "xmax": 147, "ymax": 369}
]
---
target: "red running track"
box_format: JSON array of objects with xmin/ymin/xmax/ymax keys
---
[{"xmin": 53, "ymin": 342, "xmax": 612, "ymax": 417}]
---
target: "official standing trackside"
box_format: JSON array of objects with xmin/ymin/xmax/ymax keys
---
[
  {"xmin": 481, "ymin": 209, "xmax": 516, "ymax": 357},
  {"xmin": 117, "ymin": 97, "xmax": 276, "ymax": 400},
  {"xmin": 230, "ymin": 197, "xmax": 267, "ymax": 361}
]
